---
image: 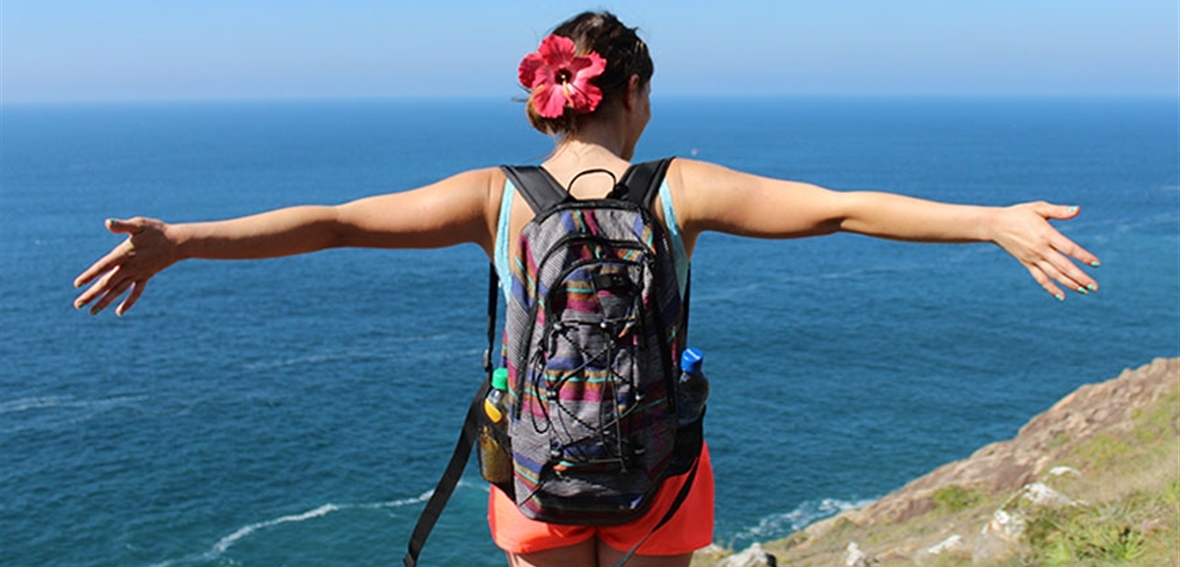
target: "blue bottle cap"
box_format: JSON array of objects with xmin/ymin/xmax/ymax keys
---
[
  {"xmin": 492, "ymin": 368, "xmax": 509, "ymax": 390},
  {"xmin": 681, "ymin": 348, "xmax": 703, "ymax": 374}
]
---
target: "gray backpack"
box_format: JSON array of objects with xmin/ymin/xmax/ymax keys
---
[
  {"xmin": 404, "ymin": 158, "xmax": 700, "ymax": 567},
  {"xmin": 495, "ymin": 158, "xmax": 697, "ymax": 524}
]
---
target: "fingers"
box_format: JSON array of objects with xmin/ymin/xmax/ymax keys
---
[
  {"xmin": 1020, "ymin": 202, "xmax": 1100, "ymax": 300},
  {"xmin": 116, "ymin": 280, "xmax": 147, "ymax": 316},
  {"xmin": 75, "ymin": 218, "xmax": 139, "ymax": 288},
  {"xmin": 74, "ymin": 244, "xmax": 128, "ymax": 289},
  {"xmin": 74, "ymin": 261, "xmax": 138, "ymax": 315},
  {"xmin": 1050, "ymin": 230, "xmax": 1102, "ymax": 271},
  {"xmin": 88, "ymin": 278, "xmax": 134, "ymax": 315},
  {"xmin": 1025, "ymin": 264, "xmax": 1065, "ymax": 301},
  {"xmin": 1032, "ymin": 201, "xmax": 1080, "ymax": 221},
  {"xmin": 73, "ymin": 266, "xmax": 112, "ymax": 310},
  {"xmin": 73, "ymin": 288, "xmax": 96, "ymax": 311},
  {"xmin": 1035, "ymin": 255, "xmax": 1089, "ymax": 300},
  {"xmin": 1035, "ymin": 203, "xmax": 1102, "ymax": 268},
  {"xmin": 74, "ymin": 268, "xmax": 124, "ymax": 313},
  {"xmin": 78, "ymin": 274, "xmax": 147, "ymax": 316},
  {"xmin": 105, "ymin": 217, "xmax": 146, "ymax": 235}
]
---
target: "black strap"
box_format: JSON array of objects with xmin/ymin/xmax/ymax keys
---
[
  {"xmin": 682, "ymin": 267, "xmax": 692, "ymax": 345},
  {"xmin": 619, "ymin": 157, "xmax": 674, "ymax": 208},
  {"xmin": 482, "ymin": 262, "xmax": 499, "ymax": 373},
  {"xmin": 623, "ymin": 158, "xmax": 690, "ymax": 346},
  {"xmin": 402, "ymin": 378, "xmax": 490, "ymax": 567},
  {"xmin": 501, "ymin": 158, "xmax": 675, "ymax": 215},
  {"xmin": 403, "ymin": 265, "xmax": 500, "ymax": 567},
  {"xmin": 610, "ymin": 457, "xmax": 700, "ymax": 567},
  {"xmin": 501, "ymin": 165, "xmax": 569, "ymax": 215}
]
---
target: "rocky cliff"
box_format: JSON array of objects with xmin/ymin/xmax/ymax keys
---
[{"xmin": 701, "ymin": 357, "xmax": 1180, "ymax": 567}]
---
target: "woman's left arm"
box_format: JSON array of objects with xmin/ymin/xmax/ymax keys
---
[
  {"xmin": 832, "ymin": 191, "xmax": 1100, "ymax": 299},
  {"xmin": 671, "ymin": 159, "xmax": 1100, "ymax": 300}
]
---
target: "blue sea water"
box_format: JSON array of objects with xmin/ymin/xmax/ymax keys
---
[{"xmin": 1, "ymin": 97, "xmax": 1177, "ymax": 567}]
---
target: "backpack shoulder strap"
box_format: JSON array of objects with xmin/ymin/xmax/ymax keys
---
[
  {"xmin": 504, "ymin": 159, "xmax": 675, "ymax": 214},
  {"xmin": 403, "ymin": 372, "xmax": 490, "ymax": 567},
  {"xmin": 403, "ymin": 264, "xmax": 500, "ymax": 567},
  {"xmin": 609, "ymin": 457, "xmax": 700, "ymax": 567},
  {"xmin": 500, "ymin": 165, "xmax": 569, "ymax": 215},
  {"xmin": 618, "ymin": 157, "xmax": 675, "ymax": 209},
  {"xmin": 619, "ymin": 157, "xmax": 691, "ymax": 342}
]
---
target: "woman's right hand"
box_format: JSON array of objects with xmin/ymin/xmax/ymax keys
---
[
  {"xmin": 74, "ymin": 217, "xmax": 180, "ymax": 316},
  {"xmin": 70, "ymin": 168, "xmax": 503, "ymax": 315}
]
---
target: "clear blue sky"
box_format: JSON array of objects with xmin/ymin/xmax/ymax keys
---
[{"xmin": 3, "ymin": 0, "xmax": 1176, "ymax": 102}]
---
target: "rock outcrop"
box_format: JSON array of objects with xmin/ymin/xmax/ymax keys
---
[
  {"xmin": 709, "ymin": 358, "xmax": 1180, "ymax": 567},
  {"xmin": 833, "ymin": 357, "xmax": 1178, "ymax": 527}
]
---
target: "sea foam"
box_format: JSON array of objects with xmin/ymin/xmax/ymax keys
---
[{"xmin": 731, "ymin": 496, "xmax": 877, "ymax": 547}]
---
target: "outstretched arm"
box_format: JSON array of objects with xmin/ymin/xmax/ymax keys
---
[
  {"xmin": 74, "ymin": 168, "xmax": 500, "ymax": 315},
  {"xmin": 670, "ymin": 159, "xmax": 1100, "ymax": 300}
]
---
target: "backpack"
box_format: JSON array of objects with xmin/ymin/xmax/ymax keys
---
[{"xmin": 403, "ymin": 158, "xmax": 700, "ymax": 567}]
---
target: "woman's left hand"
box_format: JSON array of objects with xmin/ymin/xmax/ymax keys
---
[{"xmin": 989, "ymin": 202, "xmax": 1100, "ymax": 300}]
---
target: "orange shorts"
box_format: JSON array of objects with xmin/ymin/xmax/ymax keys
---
[{"xmin": 488, "ymin": 443, "xmax": 714, "ymax": 556}]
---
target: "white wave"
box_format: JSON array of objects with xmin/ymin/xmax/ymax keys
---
[
  {"xmin": 212, "ymin": 503, "xmax": 340, "ymax": 554},
  {"xmin": 145, "ymin": 484, "xmax": 481, "ymax": 566},
  {"xmin": 0, "ymin": 394, "xmax": 149, "ymax": 413},
  {"xmin": 0, "ymin": 396, "xmax": 68, "ymax": 413},
  {"xmin": 141, "ymin": 502, "xmax": 351, "ymax": 567},
  {"xmin": 1, "ymin": 394, "xmax": 151, "ymax": 435},
  {"xmin": 360, "ymin": 489, "xmax": 435, "ymax": 510},
  {"xmin": 733, "ymin": 497, "xmax": 877, "ymax": 543}
]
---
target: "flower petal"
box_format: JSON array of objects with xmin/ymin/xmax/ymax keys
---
[
  {"xmin": 566, "ymin": 53, "xmax": 606, "ymax": 113},
  {"xmin": 537, "ymin": 35, "xmax": 577, "ymax": 68},
  {"xmin": 567, "ymin": 86, "xmax": 603, "ymax": 114},
  {"xmin": 532, "ymin": 84, "xmax": 567, "ymax": 119},
  {"xmin": 518, "ymin": 53, "xmax": 546, "ymax": 89},
  {"xmin": 577, "ymin": 52, "xmax": 607, "ymax": 78}
]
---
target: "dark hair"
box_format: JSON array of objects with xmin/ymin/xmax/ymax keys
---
[{"xmin": 525, "ymin": 11, "xmax": 654, "ymax": 135}]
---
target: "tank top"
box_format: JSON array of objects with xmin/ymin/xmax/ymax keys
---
[{"xmin": 493, "ymin": 178, "xmax": 688, "ymax": 301}]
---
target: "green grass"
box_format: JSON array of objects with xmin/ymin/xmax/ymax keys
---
[
  {"xmin": 1025, "ymin": 502, "xmax": 1148, "ymax": 566},
  {"xmin": 712, "ymin": 372, "xmax": 1180, "ymax": 567},
  {"xmin": 932, "ymin": 485, "xmax": 983, "ymax": 513},
  {"xmin": 1016, "ymin": 380, "xmax": 1179, "ymax": 567}
]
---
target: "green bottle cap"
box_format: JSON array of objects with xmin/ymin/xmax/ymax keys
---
[{"xmin": 492, "ymin": 368, "xmax": 509, "ymax": 390}]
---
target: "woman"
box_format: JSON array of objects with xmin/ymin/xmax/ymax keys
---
[{"xmin": 73, "ymin": 11, "xmax": 1099, "ymax": 567}]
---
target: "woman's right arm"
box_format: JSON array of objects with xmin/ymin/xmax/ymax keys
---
[{"xmin": 73, "ymin": 168, "xmax": 502, "ymax": 315}]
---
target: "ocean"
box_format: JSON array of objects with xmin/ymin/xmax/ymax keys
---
[{"xmin": 1, "ymin": 96, "xmax": 1177, "ymax": 567}]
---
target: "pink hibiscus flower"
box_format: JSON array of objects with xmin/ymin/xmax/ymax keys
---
[{"xmin": 518, "ymin": 35, "xmax": 606, "ymax": 119}]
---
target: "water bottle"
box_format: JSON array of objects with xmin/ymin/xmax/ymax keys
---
[
  {"xmin": 677, "ymin": 348, "xmax": 708, "ymax": 426},
  {"xmin": 479, "ymin": 368, "xmax": 512, "ymax": 485}
]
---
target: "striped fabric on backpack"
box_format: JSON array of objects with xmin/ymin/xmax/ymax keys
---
[{"xmin": 493, "ymin": 158, "xmax": 697, "ymax": 525}]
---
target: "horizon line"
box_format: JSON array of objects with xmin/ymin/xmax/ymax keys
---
[{"xmin": 3, "ymin": 92, "xmax": 1175, "ymax": 107}]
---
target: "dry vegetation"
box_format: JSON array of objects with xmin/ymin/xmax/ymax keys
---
[{"xmin": 696, "ymin": 359, "xmax": 1179, "ymax": 567}]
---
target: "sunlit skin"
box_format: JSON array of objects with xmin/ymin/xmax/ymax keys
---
[{"xmin": 73, "ymin": 75, "xmax": 1099, "ymax": 318}]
